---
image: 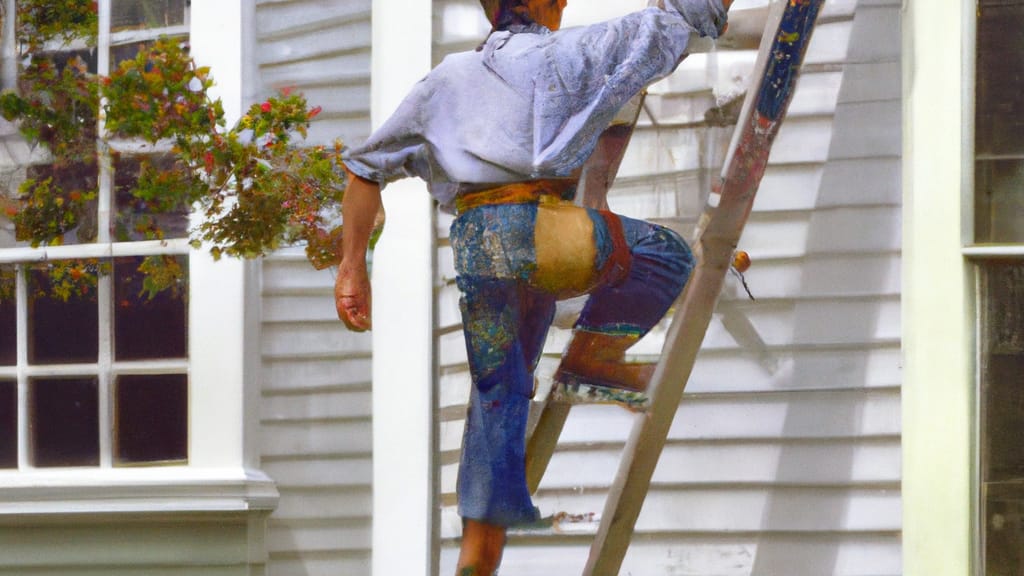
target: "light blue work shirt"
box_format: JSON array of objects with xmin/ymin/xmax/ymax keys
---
[{"xmin": 342, "ymin": 0, "xmax": 727, "ymax": 212}]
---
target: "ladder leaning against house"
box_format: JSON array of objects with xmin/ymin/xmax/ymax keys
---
[{"xmin": 522, "ymin": 1, "xmax": 827, "ymax": 573}]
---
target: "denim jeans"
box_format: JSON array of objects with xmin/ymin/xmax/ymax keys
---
[{"xmin": 451, "ymin": 202, "xmax": 692, "ymax": 526}]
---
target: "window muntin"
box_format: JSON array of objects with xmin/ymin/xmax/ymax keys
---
[{"xmin": 0, "ymin": 0, "xmax": 191, "ymax": 471}]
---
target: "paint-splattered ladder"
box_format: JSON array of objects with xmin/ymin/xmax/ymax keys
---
[{"xmin": 523, "ymin": 1, "xmax": 827, "ymax": 573}]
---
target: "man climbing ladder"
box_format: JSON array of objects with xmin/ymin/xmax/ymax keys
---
[{"xmin": 335, "ymin": 0, "xmax": 732, "ymax": 573}]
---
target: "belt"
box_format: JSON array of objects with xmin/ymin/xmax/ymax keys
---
[{"xmin": 454, "ymin": 179, "xmax": 576, "ymax": 215}]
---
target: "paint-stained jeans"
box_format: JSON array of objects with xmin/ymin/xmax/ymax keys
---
[{"xmin": 451, "ymin": 202, "xmax": 693, "ymax": 526}]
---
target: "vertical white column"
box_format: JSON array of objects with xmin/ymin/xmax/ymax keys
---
[
  {"xmin": 370, "ymin": 0, "xmax": 434, "ymax": 574},
  {"xmin": 901, "ymin": 2, "xmax": 972, "ymax": 575},
  {"xmin": 187, "ymin": 0, "xmax": 262, "ymax": 471}
]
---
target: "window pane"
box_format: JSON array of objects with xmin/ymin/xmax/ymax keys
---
[
  {"xmin": 975, "ymin": 159, "xmax": 1024, "ymax": 243},
  {"xmin": 30, "ymin": 377, "xmax": 99, "ymax": 467},
  {"xmin": 114, "ymin": 155, "xmax": 190, "ymax": 242},
  {"xmin": 28, "ymin": 262, "xmax": 99, "ymax": 365},
  {"xmin": 115, "ymin": 374, "xmax": 187, "ymax": 465},
  {"xmin": 114, "ymin": 256, "xmax": 187, "ymax": 360},
  {"xmin": 111, "ymin": 0, "xmax": 187, "ymax": 31},
  {"xmin": 975, "ymin": 1, "xmax": 1024, "ymax": 243},
  {"xmin": 976, "ymin": 1, "xmax": 1024, "ymax": 158},
  {"xmin": 0, "ymin": 266, "xmax": 14, "ymax": 366},
  {"xmin": 0, "ymin": 380, "xmax": 15, "ymax": 469},
  {"xmin": 980, "ymin": 261, "xmax": 1024, "ymax": 574}
]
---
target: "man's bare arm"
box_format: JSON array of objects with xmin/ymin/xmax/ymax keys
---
[{"xmin": 335, "ymin": 171, "xmax": 383, "ymax": 331}]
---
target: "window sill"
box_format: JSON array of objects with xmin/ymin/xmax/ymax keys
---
[{"xmin": 0, "ymin": 467, "xmax": 279, "ymax": 517}]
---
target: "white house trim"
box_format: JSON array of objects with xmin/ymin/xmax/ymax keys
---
[
  {"xmin": 901, "ymin": 1, "xmax": 973, "ymax": 574},
  {"xmin": 369, "ymin": 0, "xmax": 436, "ymax": 574}
]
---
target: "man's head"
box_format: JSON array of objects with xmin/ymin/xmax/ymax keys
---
[{"xmin": 479, "ymin": 0, "xmax": 567, "ymax": 31}]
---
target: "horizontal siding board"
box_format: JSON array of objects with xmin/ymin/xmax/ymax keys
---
[
  {"xmin": 553, "ymin": 389, "xmax": 900, "ymax": 444},
  {"xmin": 846, "ymin": 5, "xmax": 902, "ymax": 63},
  {"xmin": 439, "ymin": 387, "xmax": 900, "ymax": 451},
  {"xmin": 442, "ymin": 438, "xmax": 899, "ymax": 494},
  {"xmin": 263, "ymin": 388, "xmax": 372, "ymax": 421},
  {"xmin": 441, "ymin": 344, "xmax": 902, "ymax": 409},
  {"xmin": 440, "ymin": 533, "xmax": 900, "ymax": 576},
  {"xmin": 436, "ymin": 487, "xmax": 900, "ymax": 535},
  {"xmin": 266, "ymin": 553, "xmax": 371, "ymax": 576},
  {"xmin": 270, "ymin": 487, "xmax": 372, "ymax": 521},
  {"xmin": 262, "ymin": 323, "xmax": 372, "ymax": 357},
  {"xmin": 255, "ymin": 1, "xmax": 369, "ymax": 38},
  {"xmin": 263, "ymin": 457, "xmax": 372, "ymax": 488},
  {"xmin": 263, "ymin": 294, "xmax": 345, "ymax": 323},
  {"xmin": 686, "ymin": 345, "xmax": 902, "ymax": 393},
  {"xmin": 838, "ymin": 61, "xmax": 901, "ymax": 104},
  {"xmin": 263, "ymin": 356, "xmax": 371, "ymax": 393},
  {"xmin": 538, "ymin": 439, "xmax": 900, "ymax": 489},
  {"xmin": 828, "ymin": 100, "xmax": 902, "ymax": 160},
  {"xmin": 267, "ymin": 519, "xmax": 372, "ymax": 553},
  {"xmin": 738, "ymin": 206, "xmax": 902, "ymax": 259},
  {"xmin": 531, "ymin": 486, "xmax": 901, "ymax": 533},
  {"xmin": 818, "ymin": 157, "xmax": 902, "ymax": 207},
  {"xmin": 262, "ymin": 420, "xmax": 372, "ymax": 457},
  {"xmin": 720, "ymin": 253, "xmax": 901, "ymax": 300},
  {"xmin": 258, "ymin": 23, "xmax": 371, "ymax": 67}
]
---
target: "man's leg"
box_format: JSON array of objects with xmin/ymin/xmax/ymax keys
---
[
  {"xmin": 556, "ymin": 214, "xmax": 693, "ymax": 392},
  {"xmin": 455, "ymin": 277, "xmax": 556, "ymax": 575}
]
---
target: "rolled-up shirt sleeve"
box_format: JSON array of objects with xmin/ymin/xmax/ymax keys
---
[{"xmin": 341, "ymin": 80, "xmax": 434, "ymax": 187}]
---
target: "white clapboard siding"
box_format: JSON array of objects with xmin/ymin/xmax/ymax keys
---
[
  {"xmin": 254, "ymin": 0, "xmax": 373, "ymax": 573},
  {"xmin": 259, "ymin": 250, "xmax": 374, "ymax": 576},
  {"xmin": 434, "ymin": 1, "xmax": 903, "ymax": 575}
]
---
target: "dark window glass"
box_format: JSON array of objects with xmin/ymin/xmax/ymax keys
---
[
  {"xmin": 114, "ymin": 154, "xmax": 190, "ymax": 242},
  {"xmin": 980, "ymin": 261, "xmax": 1024, "ymax": 575},
  {"xmin": 28, "ymin": 263, "xmax": 99, "ymax": 364},
  {"xmin": 114, "ymin": 256, "xmax": 187, "ymax": 360},
  {"xmin": 115, "ymin": 374, "xmax": 187, "ymax": 465},
  {"xmin": 975, "ymin": 1, "xmax": 1024, "ymax": 243},
  {"xmin": 111, "ymin": 0, "xmax": 187, "ymax": 31},
  {"xmin": 975, "ymin": 159, "xmax": 1024, "ymax": 244},
  {"xmin": 0, "ymin": 266, "xmax": 14, "ymax": 366},
  {"xmin": 30, "ymin": 377, "xmax": 99, "ymax": 467},
  {"xmin": 0, "ymin": 380, "xmax": 16, "ymax": 468}
]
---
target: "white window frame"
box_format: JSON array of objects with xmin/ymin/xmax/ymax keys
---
[{"xmin": 0, "ymin": 0, "xmax": 276, "ymax": 517}]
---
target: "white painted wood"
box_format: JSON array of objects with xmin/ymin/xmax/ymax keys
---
[
  {"xmin": 369, "ymin": 0, "xmax": 437, "ymax": 560},
  {"xmin": 901, "ymin": 1, "xmax": 973, "ymax": 575},
  {"xmin": 189, "ymin": 0, "xmax": 265, "ymax": 475}
]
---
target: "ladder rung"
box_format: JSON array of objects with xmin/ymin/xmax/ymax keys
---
[{"xmin": 548, "ymin": 381, "xmax": 651, "ymax": 413}]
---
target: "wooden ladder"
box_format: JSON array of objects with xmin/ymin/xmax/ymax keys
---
[{"xmin": 523, "ymin": 1, "xmax": 827, "ymax": 573}]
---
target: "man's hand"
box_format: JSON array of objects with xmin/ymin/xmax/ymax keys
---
[
  {"xmin": 335, "ymin": 263, "xmax": 372, "ymax": 331},
  {"xmin": 334, "ymin": 170, "xmax": 383, "ymax": 332}
]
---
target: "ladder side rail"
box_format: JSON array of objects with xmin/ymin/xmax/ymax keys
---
[{"xmin": 584, "ymin": 1, "xmax": 826, "ymax": 573}]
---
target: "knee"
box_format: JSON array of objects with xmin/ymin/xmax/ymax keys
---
[{"xmin": 644, "ymin": 225, "xmax": 694, "ymax": 289}]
